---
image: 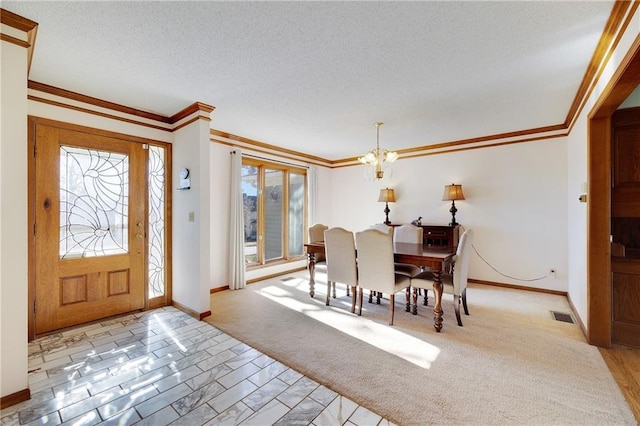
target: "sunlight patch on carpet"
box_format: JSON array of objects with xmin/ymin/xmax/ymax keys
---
[{"xmin": 257, "ymin": 284, "xmax": 440, "ymax": 369}]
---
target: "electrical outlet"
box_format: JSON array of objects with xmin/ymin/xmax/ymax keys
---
[{"xmin": 549, "ymin": 269, "xmax": 556, "ymax": 279}]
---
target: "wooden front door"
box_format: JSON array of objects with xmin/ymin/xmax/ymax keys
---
[
  {"xmin": 611, "ymin": 107, "xmax": 640, "ymax": 348},
  {"xmin": 33, "ymin": 121, "xmax": 147, "ymax": 334}
]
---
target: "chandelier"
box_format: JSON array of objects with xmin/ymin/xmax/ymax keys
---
[{"xmin": 358, "ymin": 122, "xmax": 398, "ymax": 180}]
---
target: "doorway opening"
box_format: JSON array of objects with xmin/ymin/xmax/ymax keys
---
[{"xmin": 587, "ymin": 36, "xmax": 640, "ymax": 347}]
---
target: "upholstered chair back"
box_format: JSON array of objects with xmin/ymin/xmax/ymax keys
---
[
  {"xmin": 369, "ymin": 223, "xmax": 393, "ymax": 235},
  {"xmin": 393, "ymin": 224, "xmax": 423, "ymax": 244},
  {"xmin": 452, "ymin": 228, "xmax": 474, "ymax": 295},
  {"xmin": 355, "ymin": 229, "xmax": 396, "ymax": 294},
  {"xmin": 324, "ymin": 227, "xmax": 357, "ymax": 288},
  {"xmin": 309, "ymin": 223, "xmax": 328, "ymax": 262}
]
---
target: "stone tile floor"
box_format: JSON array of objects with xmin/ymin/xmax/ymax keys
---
[{"xmin": 1, "ymin": 306, "xmax": 393, "ymax": 425}]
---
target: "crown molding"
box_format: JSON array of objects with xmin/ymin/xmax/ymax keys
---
[
  {"xmin": 28, "ymin": 80, "xmax": 171, "ymax": 123},
  {"xmin": 333, "ymin": 123, "xmax": 567, "ymax": 166},
  {"xmin": 1, "ymin": 9, "xmax": 37, "ymax": 32},
  {"xmin": 1, "ymin": 8, "xmax": 38, "ymax": 74},
  {"xmin": 210, "ymin": 129, "xmax": 332, "ymax": 167},
  {"xmin": 27, "ymin": 94, "xmax": 171, "ymax": 132},
  {"xmin": 28, "ymin": 80, "xmax": 214, "ymax": 132},
  {"xmin": 565, "ymin": 0, "xmax": 638, "ymax": 132},
  {"xmin": 171, "ymin": 102, "xmax": 215, "ymax": 123}
]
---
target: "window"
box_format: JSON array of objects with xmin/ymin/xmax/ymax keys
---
[{"xmin": 242, "ymin": 158, "xmax": 306, "ymax": 267}]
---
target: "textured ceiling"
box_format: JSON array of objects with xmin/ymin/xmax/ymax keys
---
[{"xmin": 4, "ymin": 1, "xmax": 614, "ymax": 160}]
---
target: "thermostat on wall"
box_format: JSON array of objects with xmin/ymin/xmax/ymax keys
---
[{"xmin": 178, "ymin": 168, "xmax": 191, "ymax": 190}]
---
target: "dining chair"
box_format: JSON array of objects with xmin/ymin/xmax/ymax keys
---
[
  {"xmin": 368, "ymin": 223, "xmax": 395, "ymax": 302},
  {"xmin": 364, "ymin": 223, "xmax": 388, "ymax": 303},
  {"xmin": 410, "ymin": 228, "xmax": 474, "ymax": 326},
  {"xmin": 308, "ymin": 223, "xmax": 328, "ymax": 273},
  {"xmin": 369, "ymin": 223, "xmax": 393, "ymax": 235},
  {"xmin": 323, "ymin": 227, "xmax": 357, "ymax": 312},
  {"xmin": 355, "ymin": 228, "xmax": 411, "ymax": 325},
  {"xmin": 309, "ymin": 223, "xmax": 328, "ymax": 244},
  {"xmin": 392, "ymin": 224, "xmax": 423, "ymax": 278}
]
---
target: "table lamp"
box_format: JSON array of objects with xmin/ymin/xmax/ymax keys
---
[
  {"xmin": 442, "ymin": 183, "xmax": 465, "ymax": 226},
  {"xmin": 378, "ymin": 188, "xmax": 396, "ymax": 225}
]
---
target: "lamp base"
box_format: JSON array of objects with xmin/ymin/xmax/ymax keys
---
[
  {"xmin": 449, "ymin": 200, "xmax": 458, "ymax": 228},
  {"xmin": 384, "ymin": 202, "xmax": 391, "ymax": 225}
]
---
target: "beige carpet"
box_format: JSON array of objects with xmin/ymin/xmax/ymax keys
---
[{"xmin": 207, "ymin": 271, "xmax": 635, "ymax": 425}]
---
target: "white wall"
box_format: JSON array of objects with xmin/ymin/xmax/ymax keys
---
[
  {"xmin": 330, "ymin": 138, "xmax": 569, "ymax": 292},
  {"xmin": 566, "ymin": 10, "xmax": 640, "ymax": 326},
  {"xmin": 566, "ymin": 111, "xmax": 589, "ymax": 322},
  {"xmin": 206, "ymin": 133, "xmax": 569, "ymax": 294},
  {"xmin": 172, "ymin": 118, "xmax": 212, "ymax": 314},
  {"xmin": 314, "ymin": 165, "xmax": 333, "ymax": 226},
  {"xmin": 1, "ymin": 35, "xmax": 29, "ymax": 399}
]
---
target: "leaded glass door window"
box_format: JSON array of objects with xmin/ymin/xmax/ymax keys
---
[
  {"xmin": 148, "ymin": 145, "xmax": 166, "ymax": 299},
  {"xmin": 59, "ymin": 146, "xmax": 129, "ymax": 259}
]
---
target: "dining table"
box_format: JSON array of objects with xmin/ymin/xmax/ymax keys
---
[{"xmin": 304, "ymin": 241, "xmax": 456, "ymax": 332}]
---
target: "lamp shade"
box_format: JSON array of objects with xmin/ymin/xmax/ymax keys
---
[
  {"xmin": 378, "ymin": 188, "xmax": 396, "ymax": 203},
  {"xmin": 442, "ymin": 184, "xmax": 465, "ymax": 201}
]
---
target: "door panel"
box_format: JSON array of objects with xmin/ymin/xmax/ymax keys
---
[
  {"xmin": 612, "ymin": 262, "xmax": 640, "ymax": 347},
  {"xmin": 34, "ymin": 123, "xmax": 146, "ymax": 334},
  {"xmin": 611, "ymin": 107, "xmax": 640, "ymax": 348}
]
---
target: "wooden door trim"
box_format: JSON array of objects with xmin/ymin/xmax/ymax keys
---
[
  {"xmin": 588, "ymin": 115, "xmax": 613, "ymax": 347},
  {"xmin": 27, "ymin": 116, "xmax": 172, "ymax": 340},
  {"xmin": 27, "ymin": 118, "xmax": 37, "ymax": 340},
  {"xmin": 587, "ymin": 34, "xmax": 640, "ymax": 347}
]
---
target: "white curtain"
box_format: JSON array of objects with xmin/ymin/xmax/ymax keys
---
[
  {"xmin": 229, "ymin": 149, "xmax": 246, "ymax": 290},
  {"xmin": 308, "ymin": 165, "xmax": 318, "ymax": 226}
]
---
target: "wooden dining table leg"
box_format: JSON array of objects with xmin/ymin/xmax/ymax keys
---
[
  {"xmin": 432, "ymin": 270, "xmax": 444, "ymax": 332},
  {"xmin": 405, "ymin": 287, "xmax": 411, "ymax": 312},
  {"xmin": 412, "ymin": 287, "xmax": 418, "ymax": 315},
  {"xmin": 307, "ymin": 252, "xmax": 316, "ymax": 297}
]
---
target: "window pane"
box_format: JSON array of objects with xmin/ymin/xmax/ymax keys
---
[
  {"xmin": 59, "ymin": 146, "xmax": 128, "ymax": 259},
  {"xmin": 289, "ymin": 173, "xmax": 304, "ymax": 256},
  {"xmin": 265, "ymin": 169, "xmax": 283, "ymax": 261},
  {"xmin": 242, "ymin": 165, "xmax": 258, "ymax": 264},
  {"xmin": 148, "ymin": 145, "xmax": 166, "ymax": 298}
]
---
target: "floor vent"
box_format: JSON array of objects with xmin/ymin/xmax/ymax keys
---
[
  {"xmin": 551, "ymin": 311, "xmax": 574, "ymax": 324},
  {"xmin": 280, "ymin": 277, "xmax": 296, "ymax": 282}
]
